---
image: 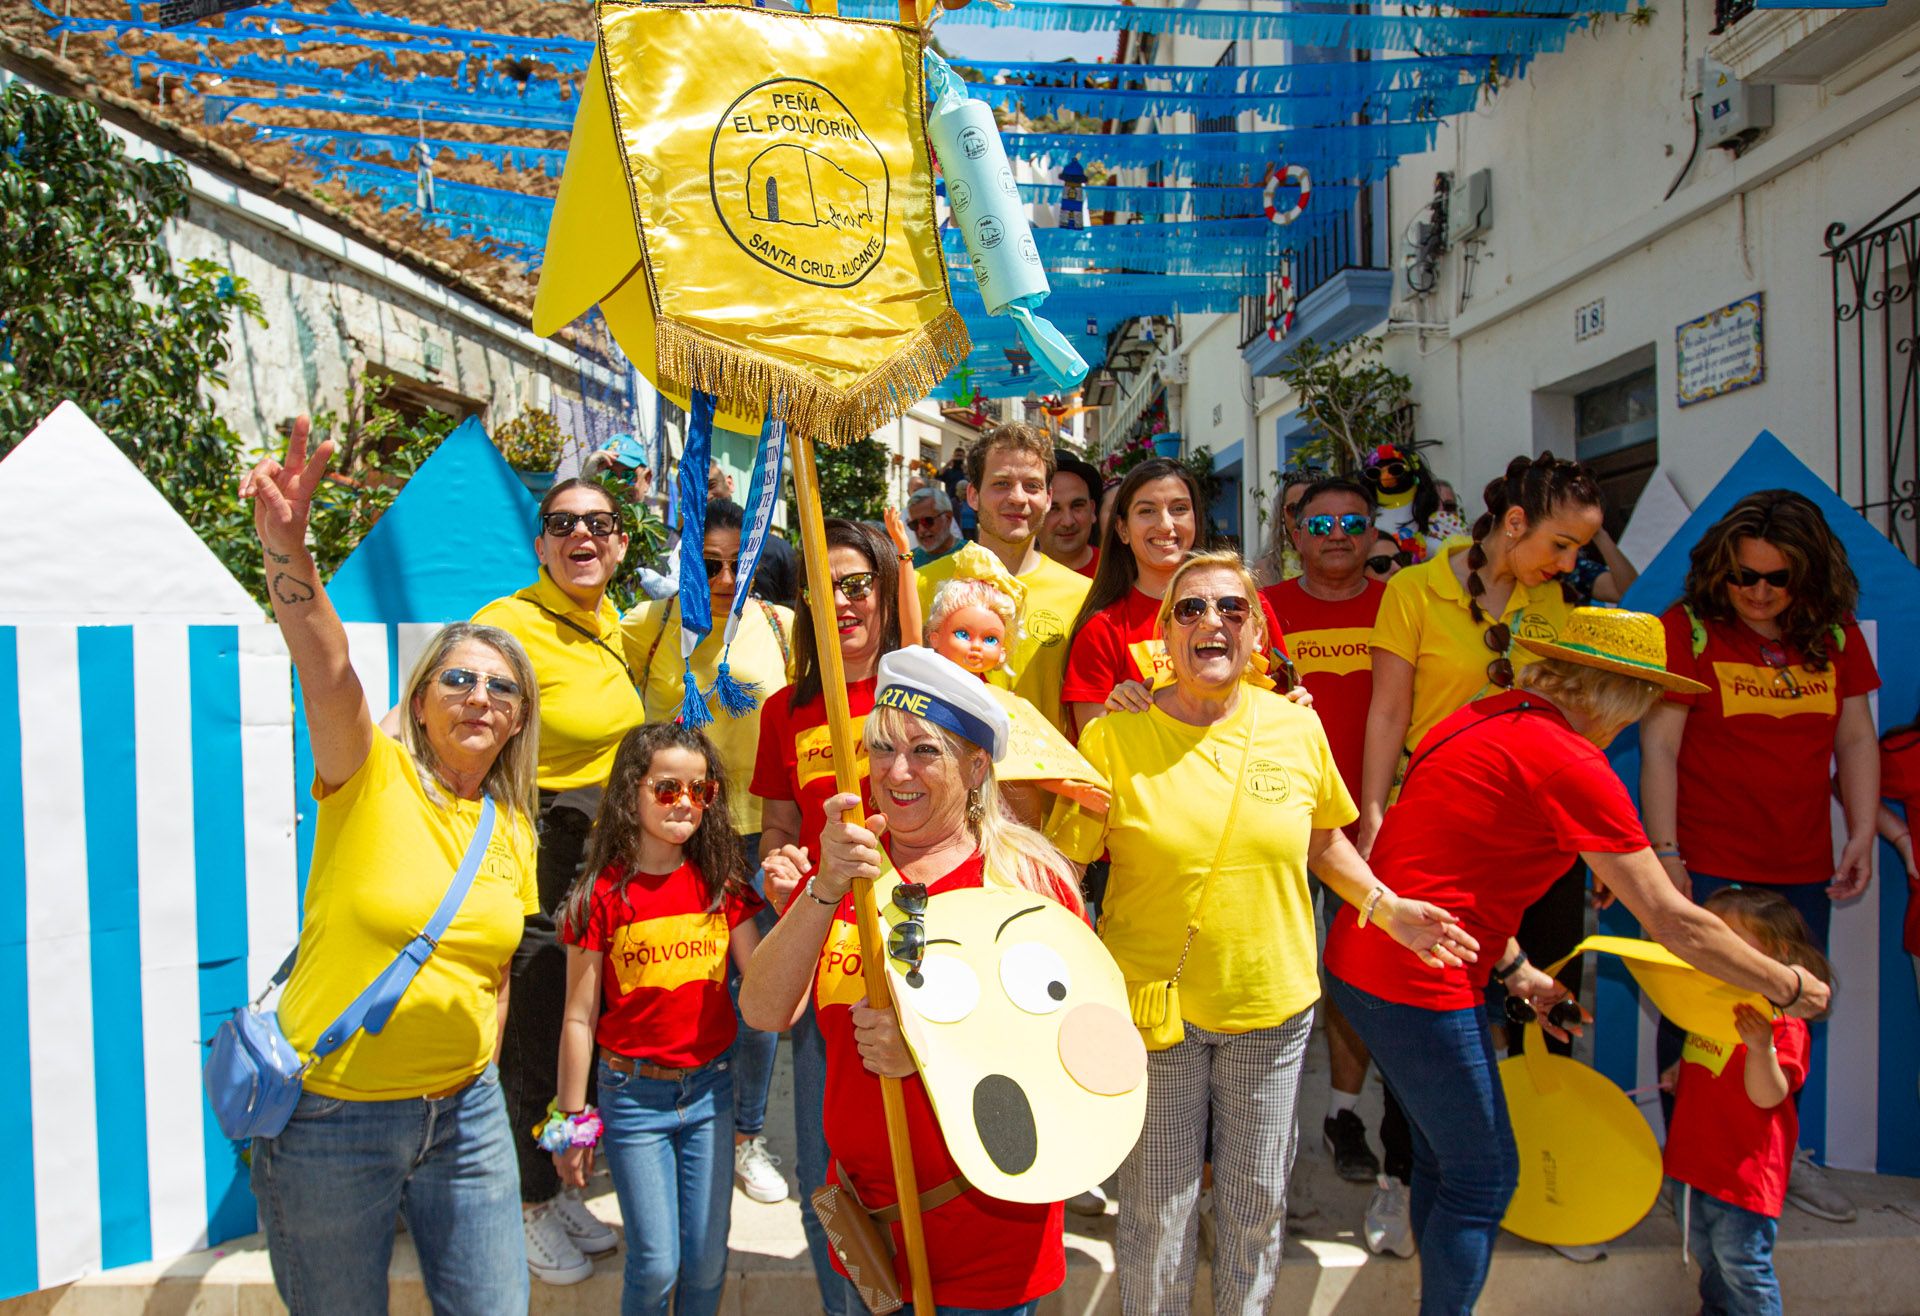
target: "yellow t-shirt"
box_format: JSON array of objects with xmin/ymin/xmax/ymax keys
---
[
  {"xmin": 279, "ymin": 735, "xmax": 538, "ymax": 1099},
  {"xmin": 473, "ymin": 571, "xmax": 647, "ymax": 792},
  {"xmin": 623, "ymin": 596, "xmax": 794, "ymax": 835},
  {"xmin": 917, "ymin": 549, "xmax": 1089, "ymax": 733},
  {"xmin": 1048, "ymin": 689, "xmax": 1356, "ymax": 1033},
  {"xmin": 1370, "ymin": 542, "xmax": 1574, "ymax": 753}
]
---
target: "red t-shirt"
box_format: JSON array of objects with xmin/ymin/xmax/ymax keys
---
[
  {"xmin": 814, "ymin": 851, "xmax": 1069, "ymax": 1309},
  {"xmin": 1880, "ymin": 731, "xmax": 1920, "ymax": 954},
  {"xmin": 1061, "ymin": 587, "xmax": 1287, "ymax": 706},
  {"xmin": 751, "ymin": 677, "xmax": 879, "ymax": 863},
  {"xmin": 1324, "ymin": 691, "xmax": 1649, "ymax": 1009},
  {"xmin": 562, "ymin": 862, "xmax": 763, "ymax": 1068},
  {"xmin": 1074, "ymin": 546, "xmax": 1101, "ymax": 580},
  {"xmin": 1661, "ymin": 609, "xmax": 1880, "ymax": 886},
  {"xmin": 1262, "ymin": 578, "xmax": 1386, "ymax": 809},
  {"xmin": 1664, "ymin": 1016, "xmax": 1809, "ymax": 1217}
]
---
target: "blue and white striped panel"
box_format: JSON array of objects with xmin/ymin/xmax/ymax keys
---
[
  {"xmin": 0, "ymin": 624, "xmax": 295, "ymax": 1301},
  {"xmin": 1597, "ymin": 619, "xmax": 1920, "ymax": 1176}
]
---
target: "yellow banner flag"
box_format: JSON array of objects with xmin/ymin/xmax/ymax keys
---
[{"xmin": 533, "ymin": 2, "xmax": 967, "ymax": 445}]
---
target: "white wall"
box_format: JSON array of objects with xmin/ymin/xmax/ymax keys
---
[{"xmin": 1378, "ymin": 0, "xmax": 1920, "ymax": 509}]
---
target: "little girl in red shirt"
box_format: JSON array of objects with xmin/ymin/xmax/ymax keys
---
[
  {"xmin": 1662, "ymin": 887, "xmax": 1832, "ymax": 1316},
  {"xmin": 548, "ymin": 723, "xmax": 765, "ymax": 1316}
]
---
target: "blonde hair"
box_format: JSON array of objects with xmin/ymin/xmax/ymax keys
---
[
  {"xmin": 1513, "ymin": 657, "xmax": 1663, "ymax": 741},
  {"xmin": 925, "ymin": 577, "xmax": 1024, "ymax": 674},
  {"xmin": 400, "ymin": 623, "xmax": 541, "ymax": 842},
  {"xmin": 863, "ymin": 704, "xmax": 1084, "ymax": 917},
  {"xmin": 1155, "ymin": 551, "xmax": 1270, "ymax": 653}
]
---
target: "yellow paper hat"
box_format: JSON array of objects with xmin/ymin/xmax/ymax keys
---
[
  {"xmin": 1499, "ymin": 1025, "xmax": 1662, "ymax": 1246},
  {"xmin": 533, "ymin": 3, "xmax": 968, "ymax": 444},
  {"xmin": 1548, "ymin": 935, "xmax": 1771, "ymax": 1047}
]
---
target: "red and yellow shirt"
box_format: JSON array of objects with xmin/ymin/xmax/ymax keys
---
[
  {"xmin": 815, "ymin": 850, "xmax": 1069, "ymax": 1309},
  {"xmin": 1061, "ymin": 588, "xmax": 1288, "ymax": 716},
  {"xmin": 751, "ymin": 677, "xmax": 878, "ymax": 861},
  {"xmin": 564, "ymin": 862, "xmax": 763, "ymax": 1069},
  {"xmin": 1262, "ymin": 578, "xmax": 1385, "ymax": 814},
  {"xmin": 1664, "ymin": 1016, "xmax": 1808, "ymax": 1218},
  {"xmin": 1660, "ymin": 608, "xmax": 1879, "ymax": 886},
  {"xmin": 1881, "ymin": 731, "xmax": 1920, "ymax": 955}
]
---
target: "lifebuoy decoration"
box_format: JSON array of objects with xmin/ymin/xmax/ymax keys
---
[
  {"xmin": 1266, "ymin": 268, "xmax": 1296, "ymax": 341},
  {"xmin": 1263, "ymin": 164, "xmax": 1312, "ymax": 226}
]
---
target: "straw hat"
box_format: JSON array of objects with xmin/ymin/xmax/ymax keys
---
[{"xmin": 1513, "ymin": 607, "xmax": 1708, "ymax": 695}]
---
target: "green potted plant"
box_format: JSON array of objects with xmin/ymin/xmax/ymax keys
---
[{"xmin": 492, "ymin": 409, "xmax": 564, "ymax": 492}]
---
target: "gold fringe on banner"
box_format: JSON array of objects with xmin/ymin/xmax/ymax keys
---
[{"xmin": 652, "ymin": 307, "xmax": 972, "ymax": 448}]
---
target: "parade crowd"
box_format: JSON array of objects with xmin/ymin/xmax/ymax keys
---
[{"xmin": 233, "ymin": 416, "xmax": 1918, "ymax": 1316}]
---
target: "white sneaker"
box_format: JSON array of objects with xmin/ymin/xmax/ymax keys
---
[
  {"xmin": 1365, "ymin": 1175, "xmax": 1415, "ymax": 1259},
  {"xmin": 552, "ymin": 1189, "xmax": 619, "ymax": 1256},
  {"xmin": 523, "ymin": 1202, "xmax": 594, "ymax": 1285},
  {"xmin": 1550, "ymin": 1242, "xmax": 1607, "ymax": 1262},
  {"xmin": 734, "ymin": 1135, "xmax": 790, "ymax": 1204}
]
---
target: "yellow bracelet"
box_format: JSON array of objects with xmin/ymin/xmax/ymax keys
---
[{"xmin": 1360, "ymin": 887, "xmax": 1388, "ymax": 931}]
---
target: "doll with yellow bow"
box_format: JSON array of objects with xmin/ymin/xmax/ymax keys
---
[{"xmin": 885, "ymin": 514, "xmax": 1108, "ymax": 817}]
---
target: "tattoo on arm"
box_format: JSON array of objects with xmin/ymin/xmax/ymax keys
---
[
  {"xmin": 267, "ymin": 548, "xmax": 291, "ymax": 564},
  {"xmin": 271, "ymin": 572, "xmax": 316, "ymax": 607}
]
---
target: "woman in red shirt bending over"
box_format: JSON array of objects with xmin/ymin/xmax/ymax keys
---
[
  {"xmin": 1323, "ymin": 608, "xmax": 1829, "ymax": 1316},
  {"xmin": 742, "ymin": 647, "xmax": 1083, "ymax": 1315},
  {"xmin": 1639, "ymin": 488, "xmax": 1879, "ymax": 1223},
  {"xmin": 552, "ymin": 723, "xmax": 763, "ymax": 1315}
]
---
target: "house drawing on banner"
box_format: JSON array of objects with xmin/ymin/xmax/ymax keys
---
[
  {"xmin": 299, "ymin": 417, "xmax": 538, "ymax": 886},
  {"xmin": 0, "ymin": 403, "xmax": 297, "ymax": 1300},
  {"xmin": 1597, "ymin": 430, "xmax": 1920, "ymax": 1179},
  {"xmin": 747, "ymin": 143, "xmax": 874, "ymax": 230}
]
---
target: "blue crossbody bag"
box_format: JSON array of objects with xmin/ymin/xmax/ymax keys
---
[{"xmin": 203, "ymin": 796, "xmax": 497, "ymax": 1140}]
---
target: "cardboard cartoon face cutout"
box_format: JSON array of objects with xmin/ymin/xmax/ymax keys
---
[
  {"xmin": 881, "ymin": 877, "xmax": 1146, "ymax": 1203},
  {"xmin": 930, "ymin": 602, "xmax": 1011, "ymax": 677}
]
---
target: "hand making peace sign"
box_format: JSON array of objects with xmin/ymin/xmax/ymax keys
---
[{"xmin": 239, "ymin": 415, "xmax": 336, "ymax": 564}]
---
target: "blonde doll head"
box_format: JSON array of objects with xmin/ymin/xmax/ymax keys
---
[{"xmin": 927, "ymin": 577, "xmax": 1022, "ymax": 676}]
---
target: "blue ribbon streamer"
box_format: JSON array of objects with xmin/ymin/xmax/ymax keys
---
[
  {"xmin": 707, "ymin": 413, "xmax": 788, "ymax": 718},
  {"xmin": 675, "ymin": 392, "xmax": 717, "ymax": 729}
]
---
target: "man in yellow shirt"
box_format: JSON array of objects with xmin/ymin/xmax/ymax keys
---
[{"xmin": 917, "ymin": 424, "xmax": 1090, "ymax": 733}]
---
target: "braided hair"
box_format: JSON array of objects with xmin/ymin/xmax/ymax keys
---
[{"xmin": 1464, "ymin": 453, "xmax": 1605, "ymax": 623}]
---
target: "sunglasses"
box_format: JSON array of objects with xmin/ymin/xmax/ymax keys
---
[
  {"xmin": 703, "ymin": 556, "xmax": 738, "ymax": 578},
  {"xmin": 541, "ymin": 510, "xmax": 621, "ymax": 538},
  {"xmin": 1757, "ymin": 643, "xmax": 1802, "ymax": 699},
  {"xmin": 887, "ymin": 882, "xmax": 929, "ymax": 988},
  {"xmin": 1502, "ymin": 993, "xmax": 1585, "ymax": 1032},
  {"xmin": 908, "ymin": 514, "xmax": 946, "ymax": 532},
  {"xmin": 1365, "ymin": 460, "xmax": 1409, "ymax": 486},
  {"xmin": 436, "ymin": 667, "xmax": 523, "ymax": 704},
  {"xmin": 1170, "ymin": 595, "xmax": 1252, "ymax": 627},
  {"xmin": 802, "ymin": 571, "xmax": 879, "ymax": 603},
  {"xmin": 1303, "ymin": 513, "xmax": 1371, "ymax": 538},
  {"xmin": 1483, "ymin": 622, "xmax": 1515, "ymax": 690},
  {"xmin": 646, "ymin": 777, "xmax": 719, "ymax": 808},
  {"xmin": 1367, "ymin": 549, "xmax": 1415, "ymax": 573},
  {"xmin": 1439, "ymin": 499, "xmax": 1459, "ymax": 514},
  {"xmin": 1733, "ymin": 567, "xmax": 1791, "ymax": 589}
]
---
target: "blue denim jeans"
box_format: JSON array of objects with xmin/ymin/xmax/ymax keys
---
[
  {"xmin": 1680, "ymin": 1182, "xmax": 1781, "ymax": 1316},
  {"xmin": 727, "ymin": 848, "xmax": 779, "ymax": 1137},
  {"xmin": 1328, "ymin": 977, "xmax": 1518, "ymax": 1316},
  {"xmin": 251, "ymin": 1064, "xmax": 527, "ymax": 1315},
  {"xmin": 599, "ymin": 1054, "xmax": 735, "ymax": 1316},
  {"xmin": 793, "ymin": 1001, "xmax": 864, "ymax": 1316}
]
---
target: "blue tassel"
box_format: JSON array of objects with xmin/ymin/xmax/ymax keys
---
[
  {"xmin": 707, "ymin": 661, "xmax": 763, "ymax": 718},
  {"xmin": 677, "ymin": 668, "xmax": 713, "ymax": 729}
]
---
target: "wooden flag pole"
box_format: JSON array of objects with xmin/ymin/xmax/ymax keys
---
[{"xmin": 789, "ymin": 436, "xmax": 936, "ymax": 1316}]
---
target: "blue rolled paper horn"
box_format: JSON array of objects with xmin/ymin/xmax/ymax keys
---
[{"xmin": 925, "ymin": 53, "xmax": 1088, "ymax": 392}]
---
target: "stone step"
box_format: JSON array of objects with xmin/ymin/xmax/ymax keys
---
[{"xmin": 8, "ymin": 1162, "xmax": 1919, "ymax": 1315}]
